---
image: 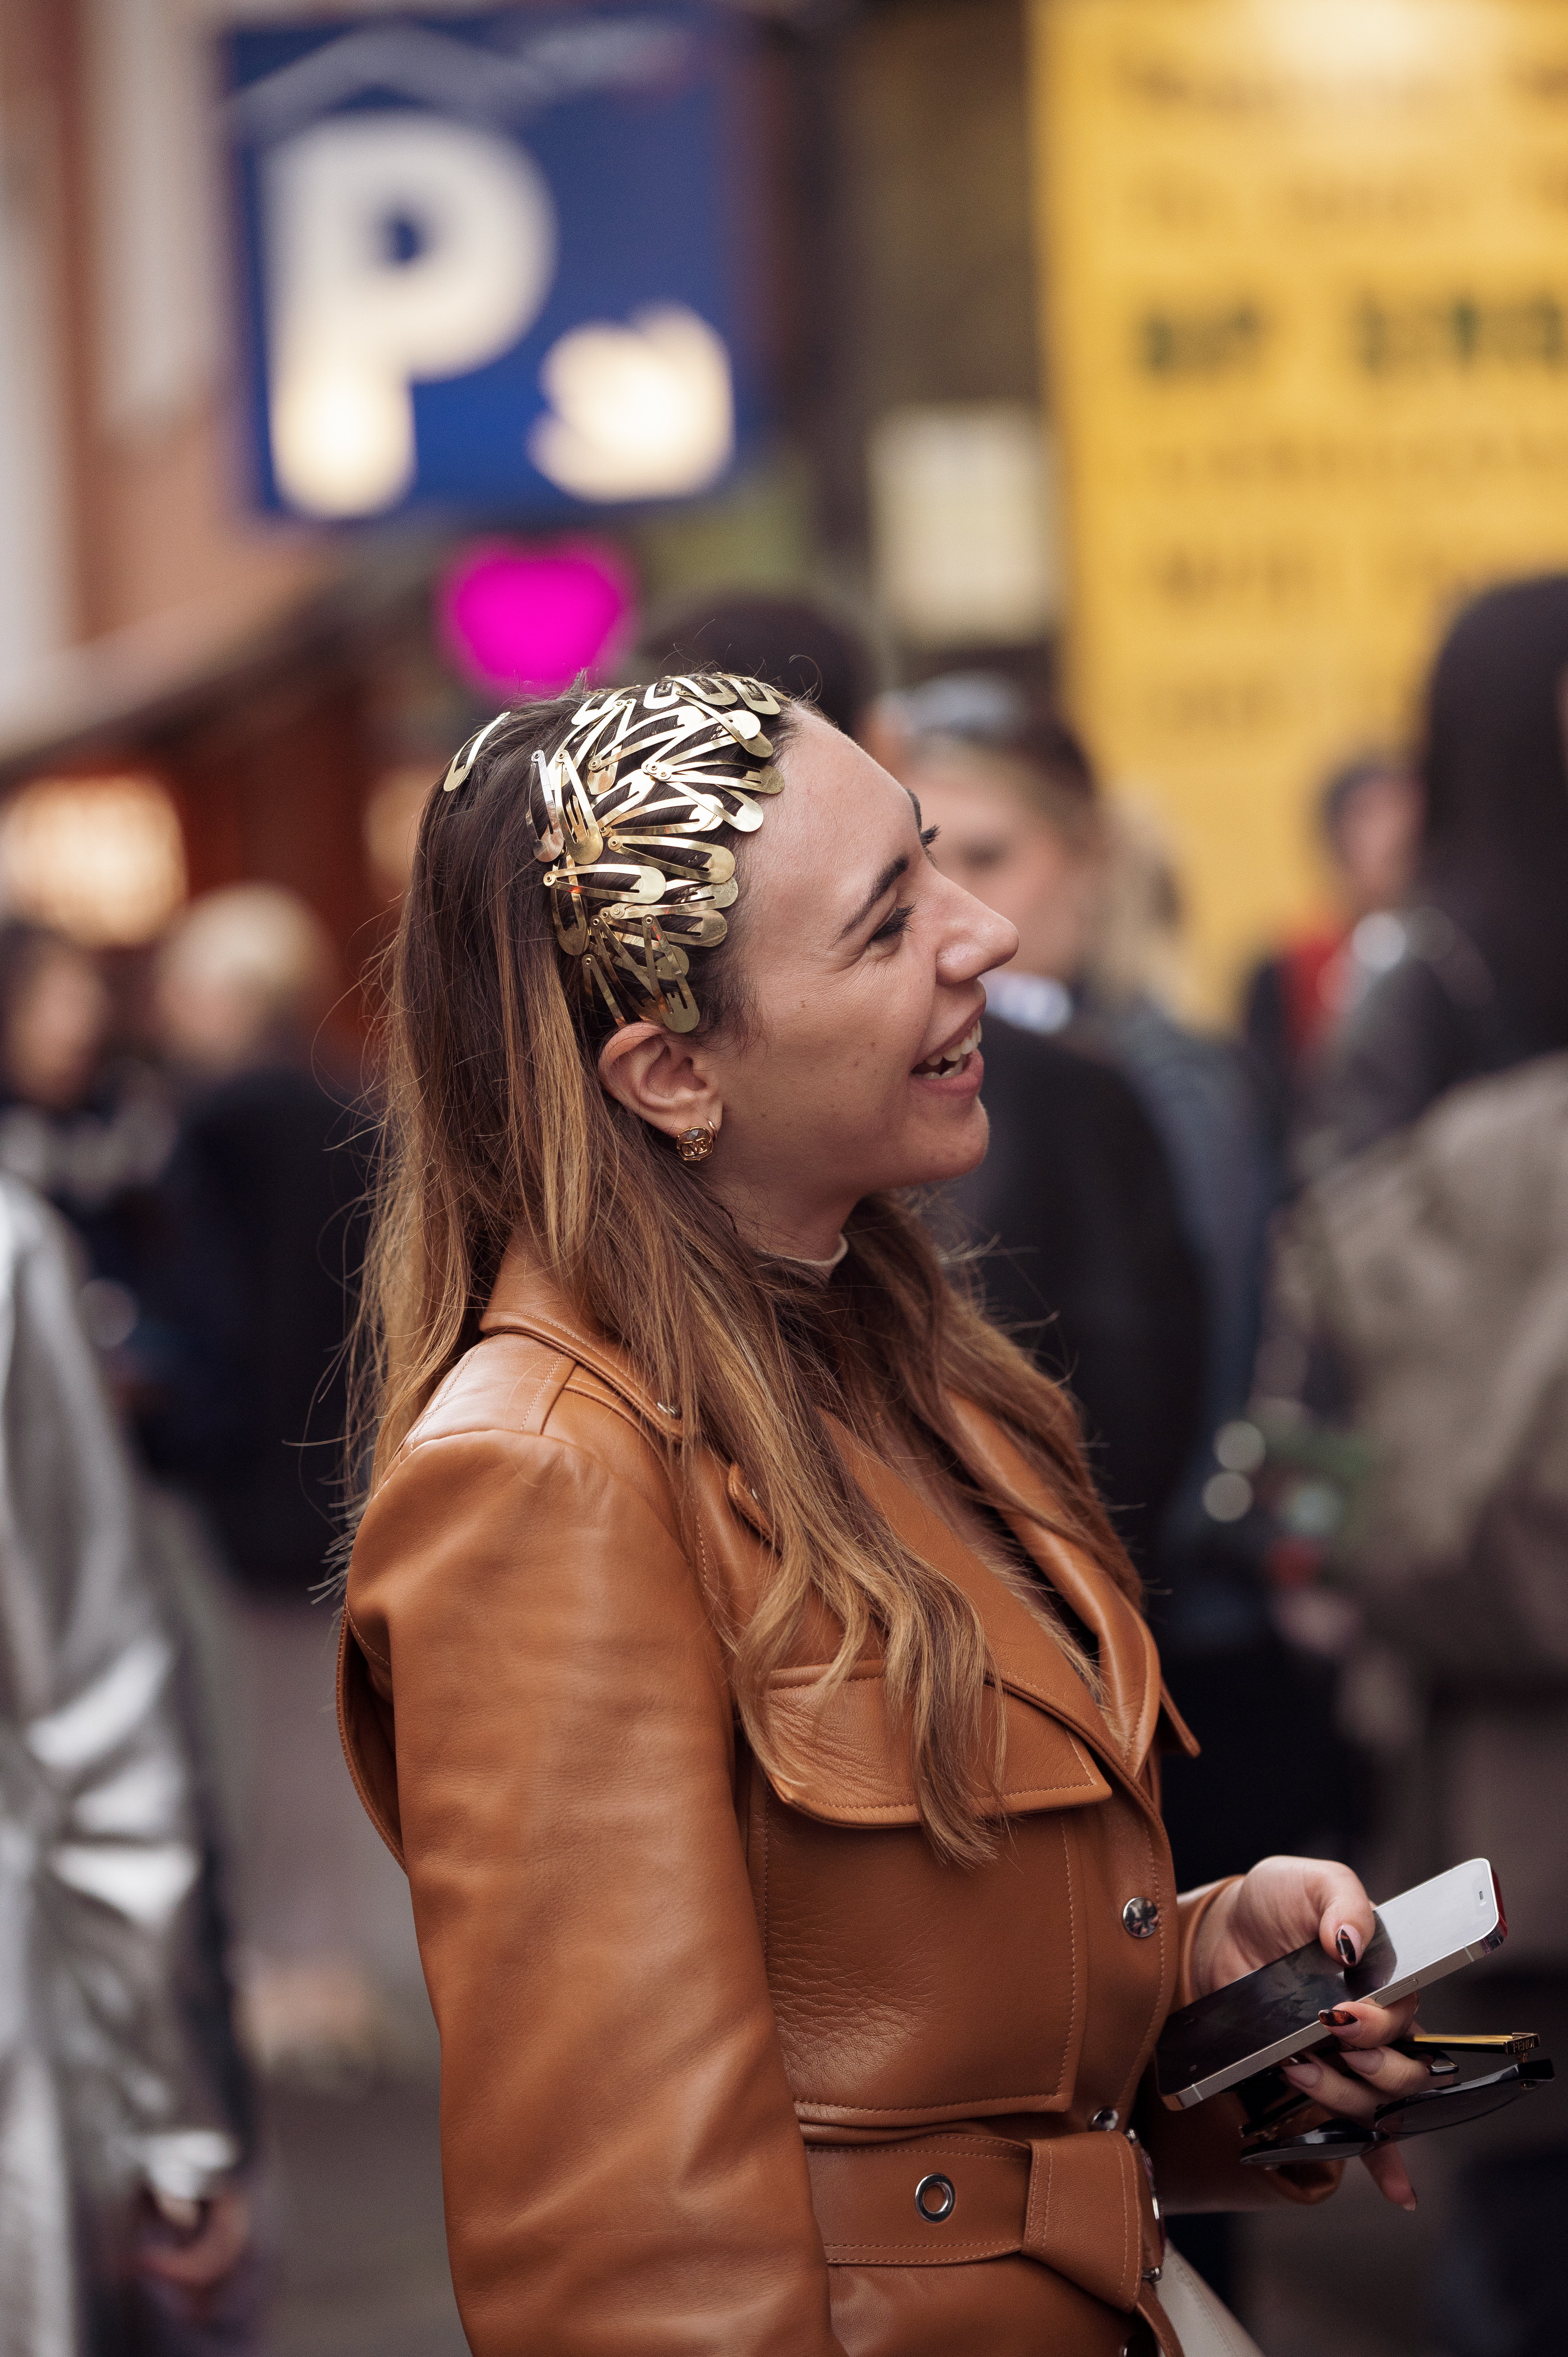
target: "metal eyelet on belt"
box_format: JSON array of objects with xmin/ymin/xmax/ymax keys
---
[
  {"xmin": 1089, "ymin": 2106, "xmax": 1120, "ymax": 2131},
  {"xmin": 914, "ymin": 2172, "xmax": 956, "ymax": 2223},
  {"xmin": 1122, "ymin": 1895, "xmax": 1159, "ymax": 1938}
]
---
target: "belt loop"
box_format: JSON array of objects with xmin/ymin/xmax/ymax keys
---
[{"xmin": 1021, "ymin": 2130, "xmax": 1148, "ymax": 2314}]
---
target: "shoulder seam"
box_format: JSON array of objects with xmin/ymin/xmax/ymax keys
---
[{"xmin": 376, "ymin": 1418, "xmax": 684, "ymax": 1542}]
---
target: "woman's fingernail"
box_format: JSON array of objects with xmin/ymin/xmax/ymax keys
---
[
  {"xmin": 1337, "ymin": 1928, "xmax": 1360, "ymax": 1967},
  {"xmin": 1282, "ymin": 2059, "xmax": 1323, "ymax": 2088},
  {"xmin": 1318, "ymin": 2008, "xmax": 1357, "ymax": 2028},
  {"xmin": 1340, "ymin": 2047, "xmax": 1384, "ymax": 2075}
]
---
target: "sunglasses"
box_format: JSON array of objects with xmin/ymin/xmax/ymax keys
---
[{"xmin": 1239, "ymin": 2047, "xmax": 1554, "ymax": 2169}]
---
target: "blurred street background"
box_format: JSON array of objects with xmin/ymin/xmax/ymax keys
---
[{"xmin": 3, "ymin": 4, "xmax": 1568, "ymax": 2353}]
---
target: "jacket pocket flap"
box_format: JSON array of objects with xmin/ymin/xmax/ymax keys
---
[{"xmin": 764, "ymin": 1663, "xmax": 1112, "ymax": 1826}]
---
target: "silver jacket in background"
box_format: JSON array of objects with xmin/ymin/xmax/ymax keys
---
[{"xmin": 0, "ymin": 1177, "xmax": 248, "ymax": 2357}]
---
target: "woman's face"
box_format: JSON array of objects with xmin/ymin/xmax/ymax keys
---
[
  {"xmin": 643, "ymin": 713, "xmax": 1018, "ymax": 1254},
  {"xmin": 908, "ymin": 747, "xmax": 1105, "ymax": 984}
]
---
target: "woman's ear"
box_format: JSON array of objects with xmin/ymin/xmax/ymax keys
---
[{"xmin": 597, "ymin": 1022, "xmax": 722, "ymax": 1141}]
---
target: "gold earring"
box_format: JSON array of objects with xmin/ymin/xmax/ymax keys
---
[{"xmin": 676, "ymin": 1124, "xmax": 717, "ymax": 1165}]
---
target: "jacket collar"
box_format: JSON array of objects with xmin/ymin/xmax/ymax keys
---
[
  {"xmin": 480, "ymin": 1238, "xmax": 1164, "ymax": 1782},
  {"xmin": 481, "ymin": 1237, "xmax": 682, "ymax": 1430}
]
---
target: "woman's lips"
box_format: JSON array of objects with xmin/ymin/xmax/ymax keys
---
[
  {"xmin": 913, "ymin": 1019, "xmax": 982, "ymax": 1079},
  {"xmin": 911, "ymin": 1021, "xmax": 985, "ymax": 1096}
]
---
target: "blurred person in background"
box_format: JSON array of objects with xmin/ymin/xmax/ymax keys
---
[
  {"xmin": 1243, "ymin": 753, "xmax": 1422, "ymax": 1149},
  {"xmin": 144, "ymin": 884, "xmax": 359, "ymax": 1592},
  {"xmin": 1301, "ymin": 576, "xmax": 1568, "ymax": 1175},
  {"xmin": 0, "ymin": 1173, "xmax": 257, "ymax": 2356},
  {"xmin": 143, "ymin": 886, "xmax": 416, "ymax": 2089},
  {"xmin": 906, "ymin": 699, "xmax": 1205, "ymax": 1575},
  {"xmin": 1262, "ymin": 576, "xmax": 1568, "ymax": 2357},
  {"xmin": 893, "ymin": 681, "xmax": 1280, "ymax": 1551},
  {"xmin": 0, "ymin": 921, "xmax": 176, "ymax": 1371},
  {"xmin": 632, "ymin": 587, "xmax": 878, "ymax": 737}
]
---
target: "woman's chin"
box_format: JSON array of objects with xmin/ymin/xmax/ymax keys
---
[{"xmin": 889, "ymin": 1095, "xmax": 991, "ymax": 1190}]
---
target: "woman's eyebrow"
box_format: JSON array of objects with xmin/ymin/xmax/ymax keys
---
[{"xmin": 836, "ymin": 852, "xmax": 910, "ymax": 942}]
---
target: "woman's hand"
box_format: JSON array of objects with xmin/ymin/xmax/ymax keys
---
[{"xmin": 1190, "ymin": 1855, "xmax": 1428, "ymax": 2211}]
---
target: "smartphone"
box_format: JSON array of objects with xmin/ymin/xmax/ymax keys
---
[{"xmin": 1155, "ymin": 1859, "xmax": 1506, "ymax": 2110}]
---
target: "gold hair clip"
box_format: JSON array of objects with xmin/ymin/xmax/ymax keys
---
[
  {"xmin": 441, "ymin": 710, "xmax": 511, "ymax": 792},
  {"xmin": 534, "ymin": 674, "xmax": 783, "ymax": 1033}
]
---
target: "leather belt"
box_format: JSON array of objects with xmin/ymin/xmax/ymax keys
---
[{"xmin": 806, "ymin": 2126, "xmax": 1164, "ymax": 2316}]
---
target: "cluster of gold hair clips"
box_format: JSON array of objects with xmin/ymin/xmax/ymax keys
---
[{"xmin": 444, "ymin": 673, "xmax": 785, "ymax": 1033}]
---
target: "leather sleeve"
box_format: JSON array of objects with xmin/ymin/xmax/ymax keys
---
[
  {"xmin": 346, "ymin": 1424, "xmax": 844, "ymax": 2357},
  {"xmin": 1172, "ymin": 1877, "xmax": 1242, "ymax": 2011},
  {"xmin": 1137, "ymin": 1876, "xmax": 1341, "ymax": 2214}
]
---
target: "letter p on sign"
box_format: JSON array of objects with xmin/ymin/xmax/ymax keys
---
[{"xmin": 264, "ymin": 114, "xmax": 557, "ymax": 518}]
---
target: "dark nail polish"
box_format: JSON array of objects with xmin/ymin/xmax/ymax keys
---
[
  {"xmin": 1337, "ymin": 1928, "xmax": 1359, "ymax": 1967},
  {"xmin": 1317, "ymin": 2007, "xmax": 1356, "ymax": 2028}
]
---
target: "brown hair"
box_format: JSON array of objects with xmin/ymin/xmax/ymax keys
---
[{"xmin": 351, "ymin": 683, "xmax": 1139, "ymax": 1864}]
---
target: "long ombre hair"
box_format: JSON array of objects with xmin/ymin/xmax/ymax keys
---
[{"xmin": 352, "ymin": 684, "xmax": 1141, "ymax": 1864}]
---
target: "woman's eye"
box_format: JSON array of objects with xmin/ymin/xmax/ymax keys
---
[
  {"xmin": 920, "ymin": 824, "xmax": 940, "ymax": 851},
  {"xmin": 869, "ymin": 902, "xmax": 914, "ymax": 946}
]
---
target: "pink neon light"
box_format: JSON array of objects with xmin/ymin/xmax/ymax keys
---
[{"xmin": 438, "ymin": 542, "xmax": 635, "ymax": 694}]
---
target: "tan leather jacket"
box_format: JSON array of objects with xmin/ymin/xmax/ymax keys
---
[{"xmin": 339, "ymin": 1247, "xmax": 1336, "ymax": 2357}]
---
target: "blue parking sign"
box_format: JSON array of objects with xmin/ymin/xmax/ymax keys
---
[{"xmin": 225, "ymin": 7, "xmax": 755, "ymax": 519}]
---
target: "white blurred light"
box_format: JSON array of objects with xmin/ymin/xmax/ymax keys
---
[
  {"xmin": 1202, "ymin": 1471, "xmax": 1254, "ymax": 1524},
  {"xmin": 869, "ymin": 404, "xmax": 1060, "ymax": 647},
  {"xmin": 1214, "ymin": 1419, "xmax": 1266, "ymax": 1474},
  {"xmin": 264, "ymin": 113, "xmax": 557, "ymax": 518},
  {"xmin": 1351, "ymin": 911, "xmax": 1407, "ymax": 973},
  {"xmin": 0, "ymin": 775, "xmax": 187, "ymax": 947},
  {"xmin": 1282, "ymin": 1479, "xmax": 1345, "ymax": 1541},
  {"xmin": 528, "ymin": 306, "xmax": 735, "ymax": 501}
]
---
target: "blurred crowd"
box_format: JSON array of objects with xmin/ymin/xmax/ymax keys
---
[{"xmin": 6, "ymin": 574, "xmax": 1568, "ymax": 2356}]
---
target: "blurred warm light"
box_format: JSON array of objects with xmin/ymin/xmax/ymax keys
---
[
  {"xmin": 265, "ymin": 114, "xmax": 557, "ymax": 518},
  {"xmin": 364, "ymin": 767, "xmax": 434, "ymax": 902},
  {"xmin": 438, "ymin": 541, "xmax": 633, "ymax": 694},
  {"xmin": 1256, "ymin": 0, "xmax": 1451, "ymax": 77},
  {"xmin": 528, "ymin": 306, "xmax": 735, "ymax": 502},
  {"xmin": 271, "ymin": 361, "xmax": 416, "ymax": 518},
  {"xmin": 869, "ymin": 404, "xmax": 1060, "ymax": 647},
  {"xmin": 0, "ymin": 775, "xmax": 187, "ymax": 947}
]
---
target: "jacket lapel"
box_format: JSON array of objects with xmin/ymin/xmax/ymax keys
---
[
  {"xmin": 946, "ymin": 1401, "xmax": 1162, "ymax": 1778},
  {"xmin": 830, "ymin": 1420, "xmax": 1132, "ymax": 1780},
  {"xmin": 480, "ymin": 1240, "xmax": 1164, "ymax": 1789}
]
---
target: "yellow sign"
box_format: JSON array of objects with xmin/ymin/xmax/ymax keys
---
[{"xmin": 1032, "ymin": 0, "xmax": 1568, "ymax": 1011}]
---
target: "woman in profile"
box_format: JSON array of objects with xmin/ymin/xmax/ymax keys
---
[{"xmin": 339, "ymin": 677, "xmax": 1429, "ymax": 2357}]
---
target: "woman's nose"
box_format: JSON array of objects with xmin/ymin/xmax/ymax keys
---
[{"xmin": 938, "ymin": 888, "xmax": 1019, "ymax": 981}]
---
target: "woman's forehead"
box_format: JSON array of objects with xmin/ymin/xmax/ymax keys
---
[{"xmin": 766, "ymin": 718, "xmax": 918, "ymax": 919}]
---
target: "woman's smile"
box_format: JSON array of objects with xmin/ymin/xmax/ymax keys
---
[{"xmin": 912, "ymin": 1012, "xmax": 985, "ymax": 1090}]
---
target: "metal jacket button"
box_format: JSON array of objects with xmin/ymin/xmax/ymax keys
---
[
  {"xmin": 1090, "ymin": 2106, "xmax": 1119, "ymax": 2130},
  {"xmin": 1122, "ymin": 1895, "xmax": 1159, "ymax": 1938},
  {"xmin": 914, "ymin": 2173, "xmax": 956, "ymax": 2222}
]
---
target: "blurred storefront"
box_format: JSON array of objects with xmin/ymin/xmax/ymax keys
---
[
  {"xmin": 0, "ymin": 0, "xmax": 1057, "ymax": 1009},
  {"xmin": 1037, "ymin": 0, "xmax": 1568, "ymax": 1008}
]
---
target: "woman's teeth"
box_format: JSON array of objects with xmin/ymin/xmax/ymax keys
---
[{"xmin": 915, "ymin": 1021, "xmax": 982, "ymax": 1077}]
